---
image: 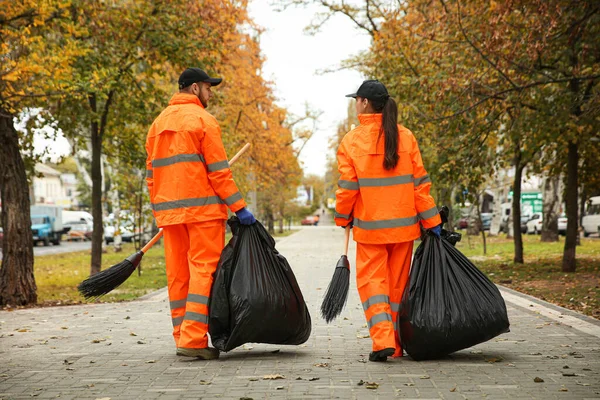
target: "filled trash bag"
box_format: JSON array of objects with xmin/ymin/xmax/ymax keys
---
[
  {"xmin": 398, "ymin": 232, "xmax": 510, "ymax": 360},
  {"xmin": 209, "ymin": 217, "xmax": 311, "ymax": 352}
]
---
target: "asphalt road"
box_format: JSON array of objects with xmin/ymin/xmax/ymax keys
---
[{"xmin": 0, "ymin": 240, "xmax": 91, "ymax": 260}]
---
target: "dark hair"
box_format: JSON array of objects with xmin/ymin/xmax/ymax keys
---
[{"xmin": 372, "ymin": 96, "xmax": 399, "ymax": 170}]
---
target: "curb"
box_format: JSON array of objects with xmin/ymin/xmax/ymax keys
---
[{"xmin": 498, "ymin": 284, "xmax": 600, "ymax": 338}]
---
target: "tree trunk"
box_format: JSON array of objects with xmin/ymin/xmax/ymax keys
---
[
  {"xmin": 89, "ymin": 94, "xmax": 103, "ymax": 275},
  {"xmin": 541, "ymin": 174, "xmax": 561, "ymax": 242},
  {"xmin": 0, "ymin": 112, "xmax": 37, "ymax": 306},
  {"xmin": 562, "ymin": 141, "xmax": 578, "ymax": 272},
  {"xmin": 512, "ymin": 162, "xmax": 524, "ymax": 264}
]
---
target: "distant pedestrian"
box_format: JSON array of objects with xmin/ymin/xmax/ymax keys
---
[
  {"xmin": 145, "ymin": 68, "xmax": 256, "ymax": 360},
  {"xmin": 334, "ymin": 80, "xmax": 442, "ymax": 361}
]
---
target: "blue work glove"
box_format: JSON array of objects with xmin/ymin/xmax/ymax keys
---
[
  {"xmin": 236, "ymin": 208, "xmax": 256, "ymax": 225},
  {"xmin": 430, "ymin": 224, "xmax": 442, "ymax": 237}
]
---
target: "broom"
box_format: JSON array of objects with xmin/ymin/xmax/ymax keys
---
[
  {"xmin": 320, "ymin": 225, "xmax": 351, "ymax": 323},
  {"xmin": 77, "ymin": 143, "xmax": 251, "ymax": 299}
]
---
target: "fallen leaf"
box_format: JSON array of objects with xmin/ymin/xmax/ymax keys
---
[
  {"xmin": 63, "ymin": 360, "xmax": 74, "ymax": 365},
  {"xmin": 137, "ymin": 341, "xmax": 145, "ymax": 344},
  {"xmin": 529, "ymin": 352, "xmax": 542, "ymax": 355},
  {"xmin": 576, "ymin": 382, "xmax": 590, "ymax": 386},
  {"xmin": 61, "ymin": 327, "xmax": 68, "ymax": 330},
  {"xmin": 485, "ymin": 357, "xmax": 503, "ymax": 363},
  {"xmin": 263, "ymin": 374, "xmax": 285, "ymax": 380},
  {"xmin": 199, "ymin": 380, "xmax": 211, "ymax": 385},
  {"xmin": 276, "ymin": 386, "xmax": 284, "ymax": 390},
  {"xmin": 365, "ymin": 382, "xmax": 379, "ymax": 389},
  {"xmin": 358, "ymin": 358, "xmax": 367, "ymax": 363},
  {"xmin": 559, "ymin": 386, "xmax": 568, "ymax": 392},
  {"xmin": 420, "ymin": 375, "xmax": 430, "ymax": 379},
  {"xmin": 66, "ymin": 367, "xmax": 74, "ymax": 371},
  {"xmin": 314, "ymin": 363, "xmax": 329, "ymax": 368},
  {"xmin": 129, "ymin": 332, "xmax": 137, "ymax": 336},
  {"xmin": 17, "ymin": 328, "xmax": 29, "ymax": 332},
  {"xmin": 562, "ymin": 372, "xmax": 577, "ymax": 377},
  {"xmin": 470, "ymin": 350, "xmax": 482, "ymax": 354},
  {"xmin": 356, "ymin": 334, "xmax": 370, "ymax": 339},
  {"xmin": 404, "ymin": 383, "xmax": 414, "ymax": 387},
  {"xmin": 124, "ymin": 316, "xmax": 130, "ymax": 320},
  {"xmin": 308, "ymin": 377, "xmax": 320, "ymax": 381},
  {"xmin": 357, "ymin": 380, "xmax": 364, "ymax": 386},
  {"xmin": 146, "ymin": 360, "xmax": 156, "ymax": 364},
  {"xmin": 450, "ymin": 387, "xmax": 456, "ymax": 392},
  {"xmin": 534, "ymin": 377, "xmax": 544, "ymax": 383},
  {"xmin": 91, "ymin": 339, "xmax": 105, "ymax": 344}
]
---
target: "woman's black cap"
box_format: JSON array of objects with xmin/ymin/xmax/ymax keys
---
[
  {"xmin": 346, "ymin": 80, "xmax": 389, "ymax": 101},
  {"xmin": 178, "ymin": 68, "xmax": 222, "ymax": 89}
]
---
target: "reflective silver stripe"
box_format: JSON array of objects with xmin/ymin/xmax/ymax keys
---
[
  {"xmin": 187, "ymin": 294, "xmax": 209, "ymax": 305},
  {"xmin": 391, "ymin": 302, "xmax": 400, "ymax": 313},
  {"xmin": 170, "ymin": 299, "xmax": 186, "ymax": 310},
  {"xmin": 152, "ymin": 153, "xmax": 205, "ymax": 168},
  {"xmin": 362, "ymin": 294, "xmax": 390, "ymax": 311},
  {"xmin": 222, "ymin": 192, "xmax": 243, "ymax": 206},
  {"xmin": 151, "ymin": 196, "xmax": 223, "ymax": 211},
  {"xmin": 146, "ymin": 169, "xmax": 153, "ymax": 178},
  {"xmin": 414, "ymin": 174, "xmax": 431, "ymax": 187},
  {"xmin": 207, "ymin": 159, "xmax": 230, "ymax": 172},
  {"xmin": 418, "ymin": 206, "xmax": 439, "ymax": 221},
  {"xmin": 172, "ymin": 316, "xmax": 184, "ymax": 327},
  {"xmin": 355, "ymin": 216, "xmax": 419, "ymax": 230},
  {"xmin": 335, "ymin": 212, "xmax": 350, "ymax": 219},
  {"xmin": 338, "ymin": 180, "xmax": 359, "ymax": 190},
  {"xmin": 367, "ymin": 312, "xmax": 393, "ymax": 329},
  {"xmin": 359, "ymin": 174, "xmax": 413, "ymax": 187},
  {"xmin": 184, "ymin": 312, "xmax": 209, "ymax": 324}
]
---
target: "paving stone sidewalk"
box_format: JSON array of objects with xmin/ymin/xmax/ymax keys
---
[{"xmin": 1, "ymin": 224, "xmax": 600, "ymax": 400}]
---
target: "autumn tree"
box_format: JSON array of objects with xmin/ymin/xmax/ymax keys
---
[
  {"xmin": 292, "ymin": 0, "xmax": 599, "ymax": 270},
  {"xmin": 0, "ymin": 1, "xmax": 86, "ymax": 306}
]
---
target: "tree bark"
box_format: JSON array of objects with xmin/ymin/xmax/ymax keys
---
[
  {"xmin": 0, "ymin": 111, "xmax": 37, "ymax": 306},
  {"xmin": 541, "ymin": 174, "xmax": 561, "ymax": 242},
  {"xmin": 512, "ymin": 160, "xmax": 524, "ymax": 264},
  {"xmin": 562, "ymin": 141, "xmax": 578, "ymax": 272},
  {"xmin": 89, "ymin": 93, "xmax": 103, "ymax": 275}
]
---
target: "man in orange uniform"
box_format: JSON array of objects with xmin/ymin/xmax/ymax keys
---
[
  {"xmin": 145, "ymin": 68, "xmax": 256, "ymax": 359},
  {"xmin": 335, "ymin": 80, "xmax": 441, "ymax": 362}
]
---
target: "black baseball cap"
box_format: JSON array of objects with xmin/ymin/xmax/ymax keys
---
[
  {"xmin": 346, "ymin": 80, "xmax": 389, "ymax": 102},
  {"xmin": 178, "ymin": 68, "xmax": 222, "ymax": 89}
]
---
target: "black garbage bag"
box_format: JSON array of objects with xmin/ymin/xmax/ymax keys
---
[
  {"xmin": 398, "ymin": 232, "xmax": 510, "ymax": 360},
  {"xmin": 209, "ymin": 217, "xmax": 311, "ymax": 352}
]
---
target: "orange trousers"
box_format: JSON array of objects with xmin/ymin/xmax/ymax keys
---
[
  {"xmin": 356, "ymin": 241, "xmax": 413, "ymax": 357},
  {"xmin": 162, "ymin": 220, "xmax": 225, "ymax": 349}
]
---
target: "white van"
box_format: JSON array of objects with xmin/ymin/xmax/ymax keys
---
[{"xmin": 582, "ymin": 196, "xmax": 600, "ymax": 237}]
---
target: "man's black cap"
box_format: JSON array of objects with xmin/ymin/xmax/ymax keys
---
[
  {"xmin": 346, "ymin": 79, "xmax": 389, "ymax": 102},
  {"xmin": 178, "ymin": 68, "xmax": 222, "ymax": 89}
]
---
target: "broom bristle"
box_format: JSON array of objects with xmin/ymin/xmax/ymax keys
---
[
  {"xmin": 77, "ymin": 251, "xmax": 142, "ymax": 299},
  {"xmin": 320, "ymin": 255, "xmax": 351, "ymax": 323}
]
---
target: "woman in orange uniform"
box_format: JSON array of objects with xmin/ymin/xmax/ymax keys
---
[{"xmin": 334, "ymin": 80, "xmax": 442, "ymax": 362}]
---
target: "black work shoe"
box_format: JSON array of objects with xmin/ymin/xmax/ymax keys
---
[
  {"xmin": 369, "ymin": 347, "xmax": 395, "ymax": 362},
  {"xmin": 176, "ymin": 347, "xmax": 220, "ymax": 360}
]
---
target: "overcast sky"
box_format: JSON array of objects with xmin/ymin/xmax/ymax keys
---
[
  {"xmin": 249, "ymin": 1, "xmax": 371, "ymax": 176},
  {"xmin": 34, "ymin": 2, "xmax": 371, "ymax": 177}
]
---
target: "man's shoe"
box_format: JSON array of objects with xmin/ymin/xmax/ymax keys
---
[
  {"xmin": 176, "ymin": 347, "xmax": 220, "ymax": 360},
  {"xmin": 369, "ymin": 347, "xmax": 395, "ymax": 362}
]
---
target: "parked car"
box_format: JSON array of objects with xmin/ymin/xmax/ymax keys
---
[
  {"xmin": 64, "ymin": 220, "xmax": 93, "ymax": 241},
  {"xmin": 104, "ymin": 224, "xmax": 134, "ymax": 245},
  {"xmin": 301, "ymin": 216, "xmax": 319, "ymax": 226},
  {"xmin": 499, "ymin": 215, "xmax": 528, "ymax": 234},
  {"xmin": 0, "ymin": 227, "xmax": 3, "ymax": 245},
  {"xmin": 526, "ymin": 213, "xmax": 543, "ymax": 234},
  {"xmin": 582, "ymin": 196, "xmax": 600, "ymax": 237},
  {"xmin": 480, "ymin": 213, "xmax": 492, "ymax": 231},
  {"xmin": 558, "ymin": 214, "xmax": 567, "ymax": 235}
]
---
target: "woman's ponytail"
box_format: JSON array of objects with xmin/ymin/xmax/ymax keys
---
[{"xmin": 380, "ymin": 97, "xmax": 399, "ymax": 170}]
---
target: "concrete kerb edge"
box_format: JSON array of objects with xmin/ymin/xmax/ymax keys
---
[{"xmin": 497, "ymin": 284, "xmax": 600, "ymax": 327}]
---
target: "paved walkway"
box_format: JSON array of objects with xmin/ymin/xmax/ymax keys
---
[{"xmin": 1, "ymin": 221, "xmax": 600, "ymax": 400}]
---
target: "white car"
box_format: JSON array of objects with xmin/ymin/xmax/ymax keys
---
[
  {"xmin": 558, "ymin": 214, "xmax": 567, "ymax": 235},
  {"xmin": 526, "ymin": 214, "xmax": 543, "ymax": 234},
  {"xmin": 582, "ymin": 196, "xmax": 600, "ymax": 237}
]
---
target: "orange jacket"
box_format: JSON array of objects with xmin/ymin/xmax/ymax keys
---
[
  {"xmin": 334, "ymin": 114, "xmax": 441, "ymax": 244},
  {"xmin": 145, "ymin": 93, "xmax": 246, "ymax": 227}
]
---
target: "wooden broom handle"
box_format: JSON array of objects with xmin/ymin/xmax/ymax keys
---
[
  {"xmin": 141, "ymin": 143, "xmax": 251, "ymax": 254},
  {"xmin": 343, "ymin": 225, "xmax": 351, "ymax": 256}
]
